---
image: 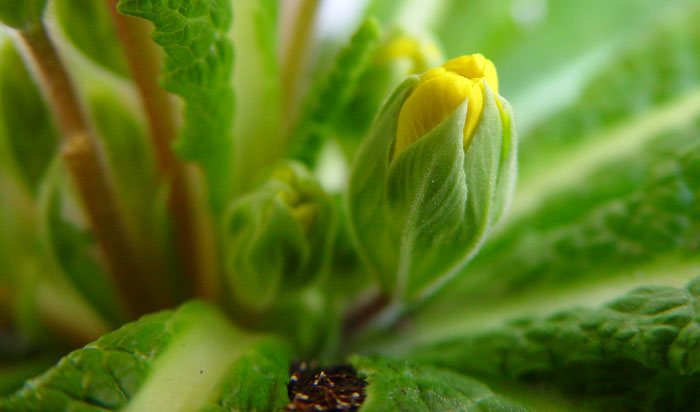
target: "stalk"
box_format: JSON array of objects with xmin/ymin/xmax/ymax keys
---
[
  {"xmin": 280, "ymin": 0, "xmax": 320, "ymax": 128},
  {"xmin": 16, "ymin": 22, "xmax": 162, "ymax": 316},
  {"xmin": 107, "ymin": 3, "xmax": 218, "ymax": 300}
]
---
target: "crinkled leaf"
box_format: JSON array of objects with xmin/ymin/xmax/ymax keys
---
[
  {"xmin": 352, "ymin": 356, "xmax": 528, "ymax": 411},
  {"xmin": 1, "ymin": 302, "xmax": 291, "ymax": 412},
  {"xmin": 290, "ymin": 17, "xmax": 382, "ymax": 166},
  {"xmin": 117, "ymin": 0, "xmax": 234, "ymax": 213},
  {"xmin": 408, "ymin": 277, "xmax": 700, "ymax": 411}
]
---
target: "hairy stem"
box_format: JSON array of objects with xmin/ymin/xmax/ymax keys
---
[
  {"xmin": 16, "ymin": 22, "xmax": 164, "ymax": 316},
  {"xmin": 108, "ymin": 3, "xmax": 218, "ymax": 301},
  {"xmin": 280, "ymin": 0, "xmax": 320, "ymax": 128}
]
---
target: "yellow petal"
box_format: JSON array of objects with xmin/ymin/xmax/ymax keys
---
[
  {"xmin": 442, "ymin": 54, "xmax": 498, "ymax": 94},
  {"xmin": 393, "ymin": 54, "xmax": 499, "ymax": 158},
  {"xmin": 395, "ymin": 71, "xmax": 473, "ymax": 158}
]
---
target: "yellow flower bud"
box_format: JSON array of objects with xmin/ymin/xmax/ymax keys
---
[{"xmin": 393, "ymin": 54, "xmax": 499, "ymax": 158}]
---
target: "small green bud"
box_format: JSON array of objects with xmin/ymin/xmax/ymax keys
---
[
  {"xmin": 223, "ymin": 161, "xmax": 335, "ymax": 312},
  {"xmin": 347, "ymin": 55, "xmax": 517, "ymax": 306},
  {"xmin": 0, "ymin": 0, "xmax": 46, "ymax": 30}
]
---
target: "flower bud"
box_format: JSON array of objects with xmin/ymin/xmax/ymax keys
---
[
  {"xmin": 347, "ymin": 54, "xmax": 516, "ymax": 306},
  {"xmin": 223, "ymin": 161, "xmax": 335, "ymax": 312}
]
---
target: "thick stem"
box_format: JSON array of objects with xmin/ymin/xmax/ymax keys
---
[
  {"xmin": 342, "ymin": 291, "xmax": 392, "ymax": 340},
  {"xmin": 17, "ymin": 23, "xmax": 163, "ymax": 316},
  {"xmin": 107, "ymin": 3, "xmax": 218, "ymax": 300},
  {"xmin": 280, "ymin": 0, "xmax": 320, "ymax": 128}
]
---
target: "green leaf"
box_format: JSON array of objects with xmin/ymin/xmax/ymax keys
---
[
  {"xmin": 0, "ymin": 355, "xmax": 59, "ymax": 396},
  {"xmin": 53, "ymin": 0, "xmax": 129, "ymax": 76},
  {"xmin": 231, "ymin": 0, "xmax": 282, "ymax": 194},
  {"xmin": 0, "ymin": 42, "xmax": 57, "ymax": 192},
  {"xmin": 117, "ymin": 0, "xmax": 234, "ymax": 213},
  {"xmin": 0, "ymin": 0, "xmax": 45, "ymax": 30},
  {"xmin": 352, "ymin": 356, "xmax": 528, "ymax": 411},
  {"xmin": 290, "ymin": 17, "xmax": 383, "ymax": 167},
  {"xmin": 38, "ymin": 161, "xmax": 125, "ymax": 325},
  {"xmin": 199, "ymin": 338, "xmax": 291, "ymax": 412},
  {"xmin": 514, "ymin": 12, "xmax": 700, "ymax": 221},
  {"xmin": 407, "ymin": 277, "xmax": 700, "ymax": 411},
  {"xmin": 1, "ymin": 302, "xmax": 291, "ymax": 412}
]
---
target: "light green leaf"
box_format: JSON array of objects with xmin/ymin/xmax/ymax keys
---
[
  {"xmin": 513, "ymin": 12, "xmax": 700, "ymax": 220},
  {"xmin": 1, "ymin": 302, "xmax": 291, "ymax": 412},
  {"xmin": 199, "ymin": 338, "xmax": 291, "ymax": 412},
  {"xmin": 231, "ymin": 0, "xmax": 282, "ymax": 194},
  {"xmin": 352, "ymin": 356, "xmax": 528, "ymax": 411},
  {"xmin": 53, "ymin": 0, "xmax": 129, "ymax": 76},
  {"xmin": 431, "ymin": 0, "xmax": 695, "ymax": 129},
  {"xmin": 117, "ymin": 0, "xmax": 234, "ymax": 213},
  {"xmin": 290, "ymin": 17, "xmax": 383, "ymax": 167}
]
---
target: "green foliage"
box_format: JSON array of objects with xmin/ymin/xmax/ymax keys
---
[
  {"xmin": 117, "ymin": 0, "xmax": 235, "ymax": 213},
  {"xmin": 0, "ymin": 43, "xmax": 57, "ymax": 192},
  {"xmin": 53, "ymin": 0, "xmax": 129, "ymax": 76},
  {"xmin": 409, "ymin": 278, "xmax": 700, "ymax": 411},
  {"xmin": 38, "ymin": 162, "xmax": 124, "ymax": 325},
  {"xmin": 0, "ymin": 0, "xmax": 45, "ymax": 30},
  {"xmin": 1, "ymin": 302, "xmax": 291, "ymax": 412},
  {"xmin": 353, "ymin": 356, "xmax": 528, "ymax": 411},
  {"xmin": 290, "ymin": 17, "xmax": 382, "ymax": 166},
  {"xmin": 3, "ymin": 0, "xmax": 700, "ymax": 410}
]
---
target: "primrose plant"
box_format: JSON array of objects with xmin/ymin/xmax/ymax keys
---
[{"xmin": 1, "ymin": 0, "xmax": 700, "ymax": 411}]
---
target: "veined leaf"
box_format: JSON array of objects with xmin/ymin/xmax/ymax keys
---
[
  {"xmin": 352, "ymin": 356, "xmax": 528, "ymax": 411},
  {"xmin": 117, "ymin": 0, "xmax": 234, "ymax": 213},
  {"xmin": 1, "ymin": 302, "xmax": 291, "ymax": 412},
  {"xmin": 407, "ymin": 277, "xmax": 700, "ymax": 411},
  {"xmin": 290, "ymin": 17, "xmax": 382, "ymax": 167}
]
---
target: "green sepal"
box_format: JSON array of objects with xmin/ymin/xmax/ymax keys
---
[
  {"xmin": 223, "ymin": 161, "xmax": 335, "ymax": 312},
  {"xmin": 0, "ymin": 0, "xmax": 45, "ymax": 30}
]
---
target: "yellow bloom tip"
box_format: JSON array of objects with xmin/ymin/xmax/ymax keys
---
[{"xmin": 393, "ymin": 54, "xmax": 499, "ymax": 159}]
